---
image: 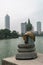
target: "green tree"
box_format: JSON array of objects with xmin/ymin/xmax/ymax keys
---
[
  {"xmin": 3, "ymin": 29, "xmax": 11, "ymax": 38},
  {"xmin": 0, "ymin": 29, "xmax": 11, "ymax": 39},
  {"xmin": 11, "ymin": 30, "xmax": 19, "ymax": 38},
  {"xmin": 0, "ymin": 29, "xmax": 19, "ymax": 39},
  {"xmin": 0, "ymin": 29, "xmax": 4, "ymax": 39}
]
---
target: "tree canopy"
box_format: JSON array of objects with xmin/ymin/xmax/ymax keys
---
[{"xmin": 0, "ymin": 29, "xmax": 19, "ymax": 39}]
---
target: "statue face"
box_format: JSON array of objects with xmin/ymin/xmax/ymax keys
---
[
  {"xmin": 25, "ymin": 36, "xmax": 28, "ymax": 43},
  {"xmin": 23, "ymin": 32, "xmax": 35, "ymax": 44},
  {"xmin": 23, "ymin": 32, "xmax": 35, "ymax": 41},
  {"xmin": 23, "ymin": 35, "xmax": 34, "ymax": 44}
]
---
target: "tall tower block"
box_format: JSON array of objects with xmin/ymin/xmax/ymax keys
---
[
  {"xmin": 21, "ymin": 22, "xmax": 27, "ymax": 34},
  {"xmin": 37, "ymin": 21, "xmax": 41, "ymax": 34},
  {"xmin": 5, "ymin": 14, "xmax": 10, "ymax": 30}
]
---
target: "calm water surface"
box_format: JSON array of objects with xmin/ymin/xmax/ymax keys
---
[{"xmin": 0, "ymin": 37, "xmax": 43, "ymax": 65}]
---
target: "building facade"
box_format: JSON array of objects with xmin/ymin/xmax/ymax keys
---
[
  {"xmin": 37, "ymin": 21, "xmax": 41, "ymax": 34},
  {"xmin": 5, "ymin": 14, "xmax": 10, "ymax": 30},
  {"xmin": 21, "ymin": 22, "xmax": 27, "ymax": 34}
]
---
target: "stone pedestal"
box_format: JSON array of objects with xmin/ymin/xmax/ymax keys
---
[
  {"xmin": 2, "ymin": 53, "xmax": 43, "ymax": 65},
  {"xmin": 16, "ymin": 52, "xmax": 37, "ymax": 60},
  {"xmin": 16, "ymin": 43, "xmax": 37, "ymax": 60},
  {"xmin": 16, "ymin": 32, "xmax": 37, "ymax": 60}
]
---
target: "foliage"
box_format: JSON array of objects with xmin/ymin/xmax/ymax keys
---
[
  {"xmin": 0, "ymin": 29, "xmax": 19, "ymax": 39},
  {"xmin": 11, "ymin": 31, "xmax": 19, "ymax": 38}
]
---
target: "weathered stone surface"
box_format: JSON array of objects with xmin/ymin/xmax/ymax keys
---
[
  {"xmin": 18, "ymin": 44, "xmax": 35, "ymax": 48},
  {"xmin": 16, "ymin": 51, "xmax": 37, "ymax": 60},
  {"xmin": 2, "ymin": 53, "xmax": 43, "ymax": 65},
  {"xmin": 18, "ymin": 47, "xmax": 35, "ymax": 52},
  {"xmin": 2, "ymin": 60, "xmax": 17, "ymax": 65},
  {"xmin": 16, "ymin": 31, "xmax": 37, "ymax": 60}
]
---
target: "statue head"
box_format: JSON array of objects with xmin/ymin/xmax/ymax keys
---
[{"xmin": 23, "ymin": 31, "xmax": 35, "ymax": 44}]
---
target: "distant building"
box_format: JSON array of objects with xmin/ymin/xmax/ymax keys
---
[
  {"xmin": 5, "ymin": 14, "xmax": 10, "ymax": 30},
  {"xmin": 21, "ymin": 22, "xmax": 27, "ymax": 34},
  {"xmin": 37, "ymin": 21, "xmax": 41, "ymax": 34}
]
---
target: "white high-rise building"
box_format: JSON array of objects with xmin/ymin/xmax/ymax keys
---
[
  {"xmin": 21, "ymin": 22, "xmax": 27, "ymax": 34},
  {"xmin": 5, "ymin": 14, "xmax": 10, "ymax": 30},
  {"xmin": 37, "ymin": 21, "xmax": 41, "ymax": 34}
]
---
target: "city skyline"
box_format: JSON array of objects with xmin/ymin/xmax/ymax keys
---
[
  {"xmin": 0, "ymin": 0, "xmax": 43, "ymax": 33},
  {"xmin": 0, "ymin": 14, "xmax": 43, "ymax": 33}
]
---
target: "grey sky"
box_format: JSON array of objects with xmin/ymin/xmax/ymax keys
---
[{"xmin": 0, "ymin": 0, "xmax": 43, "ymax": 33}]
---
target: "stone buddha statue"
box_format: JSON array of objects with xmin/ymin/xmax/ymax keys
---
[
  {"xmin": 23, "ymin": 32, "xmax": 35, "ymax": 44},
  {"xmin": 16, "ymin": 31, "xmax": 37, "ymax": 60}
]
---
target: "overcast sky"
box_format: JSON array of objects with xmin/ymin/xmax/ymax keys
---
[{"xmin": 0, "ymin": 0, "xmax": 43, "ymax": 33}]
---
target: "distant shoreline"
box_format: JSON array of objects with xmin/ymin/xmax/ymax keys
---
[{"xmin": 0, "ymin": 37, "xmax": 19, "ymax": 40}]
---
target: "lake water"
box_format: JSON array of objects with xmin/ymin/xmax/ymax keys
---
[{"xmin": 0, "ymin": 36, "xmax": 43, "ymax": 65}]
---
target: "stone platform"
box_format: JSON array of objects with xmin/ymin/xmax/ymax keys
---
[
  {"xmin": 2, "ymin": 53, "xmax": 43, "ymax": 65},
  {"xmin": 16, "ymin": 51, "xmax": 37, "ymax": 60}
]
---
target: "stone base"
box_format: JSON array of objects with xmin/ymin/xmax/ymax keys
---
[
  {"xmin": 16, "ymin": 51, "xmax": 37, "ymax": 60},
  {"xmin": 18, "ymin": 44, "xmax": 35, "ymax": 48},
  {"xmin": 18, "ymin": 47, "xmax": 35, "ymax": 52},
  {"xmin": 2, "ymin": 53, "xmax": 43, "ymax": 65}
]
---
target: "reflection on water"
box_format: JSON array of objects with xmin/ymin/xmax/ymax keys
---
[
  {"xmin": 35, "ymin": 36, "xmax": 43, "ymax": 53},
  {"xmin": 0, "ymin": 39, "xmax": 18, "ymax": 65},
  {"xmin": 0, "ymin": 37, "xmax": 43, "ymax": 65}
]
